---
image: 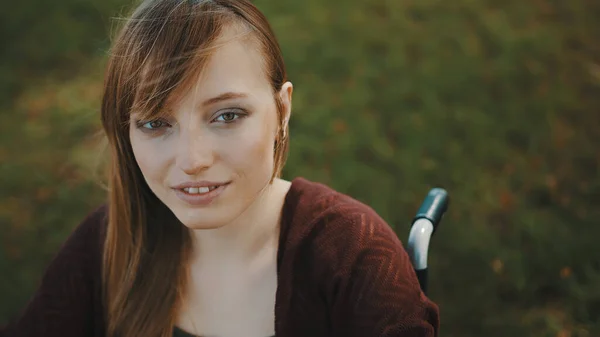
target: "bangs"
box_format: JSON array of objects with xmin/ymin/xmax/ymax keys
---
[{"xmin": 115, "ymin": 0, "xmax": 252, "ymax": 124}]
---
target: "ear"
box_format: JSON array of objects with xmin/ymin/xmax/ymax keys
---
[{"xmin": 278, "ymin": 81, "xmax": 293, "ymax": 130}]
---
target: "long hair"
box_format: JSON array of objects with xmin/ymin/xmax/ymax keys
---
[{"xmin": 100, "ymin": 1, "xmax": 289, "ymax": 335}]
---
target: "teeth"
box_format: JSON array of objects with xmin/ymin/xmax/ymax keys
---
[{"xmin": 183, "ymin": 186, "xmax": 216, "ymax": 194}]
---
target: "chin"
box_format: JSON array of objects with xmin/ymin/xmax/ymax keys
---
[
  {"xmin": 171, "ymin": 205, "xmax": 230, "ymax": 230},
  {"xmin": 179, "ymin": 219, "xmax": 227, "ymax": 230}
]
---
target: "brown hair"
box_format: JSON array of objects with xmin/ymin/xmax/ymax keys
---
[{"xmin": 100, "ymin": 0, "xmax": 289, "ymax": 335}]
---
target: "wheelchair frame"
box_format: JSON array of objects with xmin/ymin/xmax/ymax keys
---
[{"xmin": 406, "ymin": 188, "xmax": 449, "ymax": 295}]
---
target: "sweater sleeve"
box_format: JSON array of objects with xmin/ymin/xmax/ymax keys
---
[
  {"xmin": 1, "ymin": 205, "xmax": 106, "ymax": 337},
  {"xmin": 320, "ymin": 205, "xmax": 440, "ymax": 337}
]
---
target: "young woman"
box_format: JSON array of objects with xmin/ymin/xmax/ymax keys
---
[{"xmin": 2, "ymin": 0, "xmax": 440, "ymax": 336}]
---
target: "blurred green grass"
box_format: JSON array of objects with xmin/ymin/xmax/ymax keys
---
[{"xmin": 1, "ymin": 0, "xmax": 599, "ymax": 336}]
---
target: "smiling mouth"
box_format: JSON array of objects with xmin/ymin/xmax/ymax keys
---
[{"xmin": 180, "ymin": 185, "xmax": 221, "ymax": 195}]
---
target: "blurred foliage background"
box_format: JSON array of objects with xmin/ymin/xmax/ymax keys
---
[{"xmin": 1, "ymin": 0, "xmax": 599, "ymax": 336}]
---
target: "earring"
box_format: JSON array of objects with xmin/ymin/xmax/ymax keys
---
[{"xmin": 281, "ymin": 118, "xmax": 288, "ymax": 139}]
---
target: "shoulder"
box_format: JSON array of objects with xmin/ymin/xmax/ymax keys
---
[
  {"xmin": 285, "ymin": 177, "xmax": 399, "ymax": 242},
  {"xmin": 75, "ymin": 203, "xmax": 108, "ymax": 236},
  {"xmin": 0, "ymin": 205, "xmax": 109, "ymax": 335},
  {"xmin": 282, "ymin": 179, "xmax": 439, "ymax": 335},
  {"xmin": 46, "ymin": 203, "xmax": 108, "ymax": 275},
  {"xmin": 63, "ymin": 204, "xmax": 108, "ymax": 253},
  {"xmin": 283, "ymin": 177, "xmax": 403, "ymax": 266},
  {"xmin": 41, "ymin": 203, "xmax": 108, "ymax": 301}
]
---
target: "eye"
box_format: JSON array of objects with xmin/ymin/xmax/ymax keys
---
[
  {"xmin": 135, "ymin": 118, "xmax": 170, "ymax": 131},
  {"xmin": 213, "ymin": 110, "xmax": 245, "ymax": 123}
]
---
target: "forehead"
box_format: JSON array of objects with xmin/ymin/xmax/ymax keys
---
[{"xmin": 172, "ymin": 25, "xmax": 271, "ymax": 107}]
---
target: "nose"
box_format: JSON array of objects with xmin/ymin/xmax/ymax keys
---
[{"xmin": 175, "ymin": 129, "xmax": 215, "ymax": 176}]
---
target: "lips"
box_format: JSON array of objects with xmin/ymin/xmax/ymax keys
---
[
  {"xmin": 172, "ymin": 180, "xmax": 230, "ymax": 190},
  {"xmin": 181, "ymin": 185, "xmax": 220, "ymax": 194},
  {"xmin": 172, "ymin": 181, "xmax": 230, "ymax": 206}
]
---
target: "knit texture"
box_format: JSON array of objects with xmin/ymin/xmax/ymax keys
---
[{"xmin": 1, "ymin": 177, "xmax": 439, "ymax": 337}]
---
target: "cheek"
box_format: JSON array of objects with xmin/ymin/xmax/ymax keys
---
[
  {"xmin": 130, "ymin": 134, "xmax": 171, "ymax": 183},
  {"xmin": 220, "ymin": 119, "xmax": 275, "ymax": 169}
]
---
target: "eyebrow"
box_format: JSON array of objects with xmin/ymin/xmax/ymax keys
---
[{"xmin": 201, "ymin": 92, "xmax": 248, "ymax": 107}]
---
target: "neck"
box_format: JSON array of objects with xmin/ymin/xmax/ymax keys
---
[{"xmin": 188, "ymin": 178, "xmax": 290, "ymax": 264}]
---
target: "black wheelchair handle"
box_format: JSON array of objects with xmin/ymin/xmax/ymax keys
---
[
  {"xmin": 411, "ymin": 188, "xmax": 449, "ymax": 233},
  {"xmin": 414, "ymin": 268, "xmax": 428, "ymax": 295}
]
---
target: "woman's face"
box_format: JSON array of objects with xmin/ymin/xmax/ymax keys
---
[{"xmin": 129, "ymin": 27, "xmax": 292, "ymax": 229}]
